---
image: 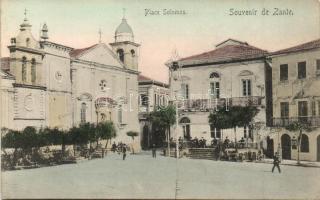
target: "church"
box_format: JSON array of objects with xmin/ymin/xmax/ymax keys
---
[{"xmin": 0, "ymin": 12, "xmax": 141, "ymax": 147}]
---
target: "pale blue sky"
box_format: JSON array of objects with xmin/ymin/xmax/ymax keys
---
[{"xmin": 1, "ymin": 0, "xmax": 320, "ymax": 83}]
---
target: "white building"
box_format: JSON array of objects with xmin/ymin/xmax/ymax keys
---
[
  {"xmin": 0, "ymin": 13, "xmax": 140, "ymax": 148},
  {"xmin": 138, "ymin": 74, "xmax": 169, "ymax": 148},
  {"xmin": 167, "ymin": 39, "xmax": 272, "ymax": 148}
]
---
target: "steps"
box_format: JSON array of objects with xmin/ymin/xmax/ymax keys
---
[{"xmin": 187, "ymin": 148, "xmax": 216, "ymax": 160}]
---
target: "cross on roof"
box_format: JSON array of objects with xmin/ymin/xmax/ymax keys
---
[
  {"xmin": 24, "ymin": 8, "xmax": 27, "ymax": 18},
  {"xmin": 98, "ymin": 28, "xmax": 102, "ymax": 43},
  {"xmin": 122, "ymin": 8, "xmax": 126, "ymax": 19}
]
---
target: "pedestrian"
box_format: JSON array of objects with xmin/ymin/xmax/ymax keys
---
[
  {"xmin": 152, "ymin": 144, "xmax": 156, "ymax": 158},
  {"xmin": 272, "ymin": 152, "xmax": 281, "ymax": 173},
  {"xmin": 122, "ymin": 144, "xmax": 127, "ymax": 160}
]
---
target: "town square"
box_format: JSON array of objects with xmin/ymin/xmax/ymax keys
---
[{"xmin": 1, "ymin": 0, "xmax": 320, "ymax": 199}]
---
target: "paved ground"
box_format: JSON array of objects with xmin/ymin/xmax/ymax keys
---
[{"xmin": 2, "ymin": 152, "xmax": 320, "ymax": 199}]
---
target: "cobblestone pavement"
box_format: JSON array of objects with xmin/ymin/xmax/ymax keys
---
[{"xmin": 2, "ymin": 152, "xmax": 320, "ymax": 199}]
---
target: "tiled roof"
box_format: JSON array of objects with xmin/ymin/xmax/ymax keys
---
[
  {"xmin": 179, "ymin": 42, "xmax": 268, "ymax": 66},
  {"xmin": 1, "ymin": 57, "xmax": 10, "ymax": 71},
  {"xmin": 138, "ymin": 74, "xmax": 168, "ymax": 88},
  {"xmin": 271, "ymin": 38, "xmax": 320, "ymax": 55},
  {"xmin": 69, "ymin": 44, "xmax": 98, "ymax": 58}
]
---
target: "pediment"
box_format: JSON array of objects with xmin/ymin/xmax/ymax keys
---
[{"xmin": 77, "ymin": 43, "xmax": 123, "ymax": 68}]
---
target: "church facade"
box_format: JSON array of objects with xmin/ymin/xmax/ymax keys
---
[{"xmin": 0, "ymin": 14, "xmax": 140, "ymax": 147}]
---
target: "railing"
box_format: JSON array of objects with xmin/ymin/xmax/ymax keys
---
[
  {"xmin": 176, "ymin": 96, "xmax": 262, "ymax": 111},
  {"xmin": 272, "ymin": 116, "xmax": 320, "ymax": 127}
]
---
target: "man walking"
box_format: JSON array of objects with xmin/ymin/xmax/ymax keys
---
[
  {"xmin": 272, "ymin": 152, "xmax": 281, "ymax": 173},
  {"xmin": 152, "ymin": 144, "xmax": 156, "ymax": 158},
  {"xmin": 122, "ymin": 144, "xmax": 127, "ymax": 160}
]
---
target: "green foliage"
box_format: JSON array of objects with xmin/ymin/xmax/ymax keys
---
[
  {"xmin": 127, "ymin": 131, "xmax": 139, "ymax": 140},
  {"xmin": 150, "ymin": 105, "xmax": 176, "ymax": 127},
  {"xmin": 285, "ymin": 121, "xmax": 312, "ymax": 132},
  {"xmin": 97, "ymin": 121, "xmax": 117, "ymax": 140},
  {"xmin": 1, "ymin": 130, "xmax": 23, "ymax": 149},
  {"xmin": 208, "ymin": 106, "xmax": 259, "ymax": 129}
]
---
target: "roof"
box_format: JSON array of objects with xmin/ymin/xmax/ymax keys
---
[
  {"xmin": 178, "ymin": 39, "xmax": 268, "ymax": 67},
  {"xmin": 115, "ymin": 18, "xmax": 133, "ymax": 35},
  {"xmin": 138, "ymin": 74, "xmax": 168, "ymax": 88},
  {"xmin": 69, "ymin": 44, "xmax": 98, "ymax": 58},
  {"xmin": 1, "ymin": 57, "xmax": 10, "ymax": 71},
  {"xmin": 271, "ymin": 38, "xmax": 320, "ymax": 56}
]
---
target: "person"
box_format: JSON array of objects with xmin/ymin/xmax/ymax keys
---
[
  {"xmin": 239, "ymin": 137, "xmax": 245, "ymax": 148},
  {"xmin": 122, "ymin": 144, "xmax": 127, "ymax": 160},
  {"xmin": 112, "ymin": 142, "xmax": 117, "ymax": 153},
  {"xmin": 152, "ymin": 144, "xmax": 156, "ymax": 158},
  {"xmin": 224, "ymin": 137, "xmax": 230, "ymax": 148},
  {"xmin": 272, "ymin": 152, "xmax": 281, "ymax": 173}
]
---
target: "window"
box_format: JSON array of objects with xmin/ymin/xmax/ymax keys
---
[
  {"xmin": 298, "ymin": 101, "xmax": 308, "ymax": 123},
  {"xmin": 118, "ymin": 105, "xmax": 123, "ymax": 124},
  {"xmin": 99, "ymin": 80, "xmax": 107, "ymax": 91},
  {"xmin": 131, "ymin": 49, "xmax": 135, "ymax": 57},
  {"xmin": 140, "ymin": 94, "xmax": 148, "ymax": 106},
  {"xmin": 318, "ymin": 101, "xmax": 320, "ymax": 116},
  {"xmin": 31, "ymin": 59, "xmax": 36, "ymax": 84},
  {"xmin": 154, "ymin": 94, "xmax": 157, "ymax": 108},
  {"xmin": 298, "ymin": 61, "xmax": 306, "ymax": 79},
  {"xmin": 181, "ymin": 83, "xmax": 189, "ymax": 99},
  {"xmin": 300, "ymin": 134, "xmax": 309, "ymax": 152},
  {"xmin": 312, "ymin": 101, "xmax": 316, "ymax": 116},
  {"xmin": 80, "ymin": 103, "xmax": 86, "ymax": 123},
  {"xmin": 242, "ymin": 79, "xmax": 251, "ymax": 96},
  {"xmin": 209, "ymin": 72, "xmax": 220, "ymax": 78},
  {"xmin": 22, "ymin": 57, "xmax": 27, "ymax": 82},
  {"xmin": 117, "ymin": 49, "xmax": 124, "ymax": 62},
  {"xmin": 317, "ymin": 59, "xmax": 320, "ymax": 70},
  {"xmin": 280, "ymin": 102, "xmax": 289, "ymax": 118},
  {"xmin": 26, "ymin": 38, "xmax": 30, "ymax": 47},
  {"xmin": 210, "ymin": 82, "xmax": 220, "ymax": 98},
  {"xmin": 280, "ymin": 64, "xmax": 288, "ymax": 81},
  {"xmin": 210, "ymin": 125, "xmax": 221, "ymax": 138}
]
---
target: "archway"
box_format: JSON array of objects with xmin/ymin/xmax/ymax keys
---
[
  {"xmin": 317, "ymin": 135, "xmax": 320, "ymax": 161},
  {"xmin": 180, "ymin": 117, "xmax": 191, "ymax": 140},
  {"xmin": 281, "ymin": 134, "xmax": 291, "ymax": 160},
  {"xmin": 266, "ymin": 136, "xmax": 274, "ymax": 158}
]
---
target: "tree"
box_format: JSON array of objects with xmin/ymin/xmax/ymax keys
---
[
  {"xmin": 285, "ymin": 121, "xmax": 312, "ymax": 164},
  {"xmin": 127, "ymin": 131, "xmax": 139, "ymax": 154},
  {"xmin": 149, "ymin": 105, "xmax": 176, "ymax": 156},
  {"xmin": 209, "ymin": 106, "xmax": 259, "ymax": 151},
  {"xmin": 96, "ymin": 121, "xmax": 117, "ymax": 154}
]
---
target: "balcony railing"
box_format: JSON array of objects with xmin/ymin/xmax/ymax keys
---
[
  {"xmin": 176, "ymin": 96, "xmax": 262, "ymax": 111},
  {"xmin": 272, "ymin": 116, "xmax": 320, "ymax": 127}
]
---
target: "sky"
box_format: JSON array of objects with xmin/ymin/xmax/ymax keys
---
[{"xmin": 1, "ymin": 0, "xmax": 320, "ymax": 83}]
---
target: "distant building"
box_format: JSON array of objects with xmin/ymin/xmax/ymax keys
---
[
  {"xmin": 270, "ymin": 39, "xmax": 320, "ymax": 161},
  {"xmin": 0, "ymin": 13, "xmax": 141, "ymax": 149},
  {"xmin": 167, "ymin": 39, "xmax": 272, "ymax": 148},
  {"xmin": 138, "ymin": 74, "xmax": 169, "ymax": 149}
]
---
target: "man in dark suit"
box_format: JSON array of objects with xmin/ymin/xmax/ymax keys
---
[{"xmin": 272, "ymin": 152, "xmax": 281, "ymax": 173}]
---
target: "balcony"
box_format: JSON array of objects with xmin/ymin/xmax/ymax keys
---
[
  {"xmin": 175, "ymin": 96, "xmax": 262, "ymax": 111},
  {"xmin": 272, "ymin": 116, "xmax": 320, "ymax": 127}
]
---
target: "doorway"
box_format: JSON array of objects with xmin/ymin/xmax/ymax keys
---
[{"xmin": 281, "ymin": 134, "xmax": 291, "ymax": 160}]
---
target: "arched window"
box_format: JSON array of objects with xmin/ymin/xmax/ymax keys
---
[
  {"xmin": 117, "ymin": 49, "xmax": 124, "ymax": 63},
  {"xmin": 180, "ymin": 117, "xmax": 190, "ymax": 124},
  {"xmin": 31, "ymin": 58, "xmax": 36, "ymax": 84},
  {"xmin": 131, "ymin": 49, "xmax": 135, "ymax": 57},
  {"xmin": 26, "ymin": 38, "xmax": 30, "ymax": 47},
  {"xmin": 209, "ymin": 72, "xmax": 220, "ymax": 79},
  {"xmin": 22, "ymin": 57, "xmax": 27, "ymax": 82},
  {"xmin": 80, "ymin": 103, "xmax": 87, "ymax": 123},
  {"xmin": 301, "ymin": 134, "xmax": 309, "ymax": 152}
]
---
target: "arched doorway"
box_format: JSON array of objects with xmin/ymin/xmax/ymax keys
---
[
  {"xmin": 317, "ymin": 135, "xmax": 320, "ymax": 161},
  {"xmin": 281, "ymin": 134, "xmax": 291, "ymax": 160},
  {"xmin": 266, "ymin": 136, "xmax": 274, "ymax": 158},
  {"xmin": 180, "ymin": 117, "xmax": 191, "ymax": 140}
]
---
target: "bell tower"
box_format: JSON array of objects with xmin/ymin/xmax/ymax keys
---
[{"xmin": 109, "ymin": 12, "xmax": 140, "ymax": 71}]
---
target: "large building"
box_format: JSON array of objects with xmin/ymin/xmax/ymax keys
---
[
  {"xmin": 270, "ymin": 39, "xmax": 320, "ymax": 161},
  {"xmin": 0, "ymin": 13, "xmax": 140, "ymax": 148},
  {"xmin": 138, "ymin": 74, "xmax": 169, "ymax": 148},
  {"xmin": 167, "ymin": 39, "xmax": 272, "ymax": 149}
]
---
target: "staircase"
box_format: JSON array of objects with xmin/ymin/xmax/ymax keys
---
[{"xmin": 187, "ymin": 148, "xmax": 216, "ymax": 160}]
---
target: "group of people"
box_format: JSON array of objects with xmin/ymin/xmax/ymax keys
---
[
  {"xmin": 190, "ymin": 137, "xmax": 207, "ymax": 148},
  {"xmin": 111, "ymin": 142, "xmax": 128, "ymax": 160}
]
